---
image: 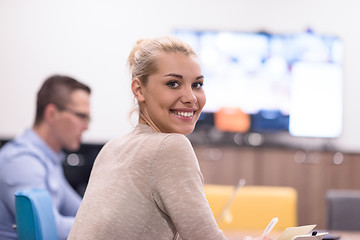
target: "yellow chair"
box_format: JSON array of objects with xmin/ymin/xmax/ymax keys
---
[{"xmin": 204, "ymin": 184, "xmax": 298, "ymax": 231}]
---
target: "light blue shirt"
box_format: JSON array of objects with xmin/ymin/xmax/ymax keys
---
[{"xmin": 0, "ymin": 129, "xmax": 82, "ymax": 240}]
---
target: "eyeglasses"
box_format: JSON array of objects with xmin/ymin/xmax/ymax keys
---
[{"xmin": 61, "ymin": 108, "xmax": 91, "ymax": 123}]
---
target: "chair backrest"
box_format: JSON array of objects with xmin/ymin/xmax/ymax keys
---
[
  {"xmin": 204, "ymin": 184, "xmax": 298, "ymax": 231},
  {"xmin": 15, "ymin": 189, "xmax": 58, "ymax": 240},
  {"xmin": 327, "ymin": 189, "xmax": 360, "ymax": 231}
]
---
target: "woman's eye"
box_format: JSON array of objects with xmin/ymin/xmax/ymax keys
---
[
  {"xmin": 192, "ymin": 82, "xmax": 203, "ymax": 89},
  {"xmin": 167, "ymin": 81, "xmax": 179, "ymax": 88}
]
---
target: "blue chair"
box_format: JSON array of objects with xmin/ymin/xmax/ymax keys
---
[{"xmin": 15, "ymin": 189, "xmax": 58, "ymax": 240}]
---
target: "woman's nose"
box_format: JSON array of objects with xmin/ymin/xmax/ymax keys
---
[{"xmin": 181, "ymin": 87, "xmax": 197, "ymax": 104}]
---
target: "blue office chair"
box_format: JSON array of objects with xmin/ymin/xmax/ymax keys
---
[{"xmin": 15, "ymin": 189, "xmax": 58, "ymax": 240}]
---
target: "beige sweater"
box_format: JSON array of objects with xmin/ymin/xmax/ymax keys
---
[{"xmin": 68, "ymin": 124, "xmax": 226, "ymax": 240}]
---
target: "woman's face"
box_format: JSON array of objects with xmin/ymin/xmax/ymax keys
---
[{"xmin": 135, "ymin": 52, "xmax": 206, "ymax": 135}]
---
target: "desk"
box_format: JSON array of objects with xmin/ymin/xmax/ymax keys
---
[{"xmin": 224, "ymin": 230, "xmax": 360, "ymax": 240}]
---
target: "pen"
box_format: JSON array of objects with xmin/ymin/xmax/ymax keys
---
[{"xmin": 262, "ymin": 217, "xmax": 278, "ymax": 237}]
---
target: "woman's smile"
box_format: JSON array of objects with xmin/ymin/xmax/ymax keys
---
[{"xmin": 170, "ymin": 109, "xmax": 196, "ymax": 118}]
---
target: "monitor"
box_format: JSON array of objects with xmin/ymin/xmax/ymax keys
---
[{"xmin": 174, "ymin": 29, "xmax": 343, "ymax": 138}]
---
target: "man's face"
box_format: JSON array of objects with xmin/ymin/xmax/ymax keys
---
[{"xmin": 53, "ymin": 89, "xmax": 91, "ymax": 151}]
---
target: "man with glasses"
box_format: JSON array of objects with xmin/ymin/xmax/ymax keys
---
[{"xmin": 0, "ymin": 75, "xmax": 91, "ymax": 240}]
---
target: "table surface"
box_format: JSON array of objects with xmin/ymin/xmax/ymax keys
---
[{"xmin": 224, "ymin": 230, "xmax": 360, "ymax": 240}]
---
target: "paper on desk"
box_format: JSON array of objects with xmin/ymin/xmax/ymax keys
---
[
  {"xmin": 277, "ymin": 224, "xmax": 316, "ymax": 240},
  {"xmin": 292, "ymin": 232, "xmax": 328, "ymax": 240}
]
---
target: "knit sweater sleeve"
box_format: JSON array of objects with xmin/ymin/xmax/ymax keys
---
[{"xmin": 150, "ymin": 134, "xmax": 226, "ymax": 240}]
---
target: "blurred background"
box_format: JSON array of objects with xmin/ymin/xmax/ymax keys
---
[{"xmin": 1, "ymin": 0, "xmax": 360, "ymax": 229}]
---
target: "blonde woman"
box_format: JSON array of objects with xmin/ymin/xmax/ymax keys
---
[{"xmin": 68, "ymin": 36, "xmax": 271, "ymax": 240}]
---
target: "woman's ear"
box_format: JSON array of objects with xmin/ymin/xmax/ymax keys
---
[{"xmin": 131, "ymin": 78, "xmax": 145, "ymax": 102}]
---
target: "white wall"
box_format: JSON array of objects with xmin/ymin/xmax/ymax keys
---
[{"xmin": 0, "ymin": 0, "xmax": 359, "ymax": 152}]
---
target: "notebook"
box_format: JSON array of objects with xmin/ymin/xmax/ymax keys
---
[{"xmin": 277, "ymin": 224, "xmax": 319, "ymax": 240}]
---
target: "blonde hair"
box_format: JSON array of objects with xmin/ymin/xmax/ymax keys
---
[{"xmin": 127, "ymin": 36, "xmax": 197, "ymax": 85}]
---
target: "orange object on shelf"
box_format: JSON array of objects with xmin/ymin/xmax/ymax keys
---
[{"xmin": 214, "ymin": 107, "xmax": 250, "ymax": 133}]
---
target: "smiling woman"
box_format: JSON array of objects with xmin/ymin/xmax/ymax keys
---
[
  {"xmin": 67, "ymin": 37, "xmax": 223, "ymax": 240},
  {"xmin": 68, "ymin": 37, "xmax": 268, "ymax": 240}
]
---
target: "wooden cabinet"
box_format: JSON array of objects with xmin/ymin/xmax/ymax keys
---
[
  {"xmin": 194, "ymin": 146, "xmax": 257, "ymax": 186},
  {"xmin": 256, "ymin": 149, "xmax": 326, "ymax": 228},
  {"xmin": 323, "ymin": 152, "xmax": 360, "ymax": 189},
  {"xmin": 194, "ymin": 146, "xmax": 360, "ymax": 229}
]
